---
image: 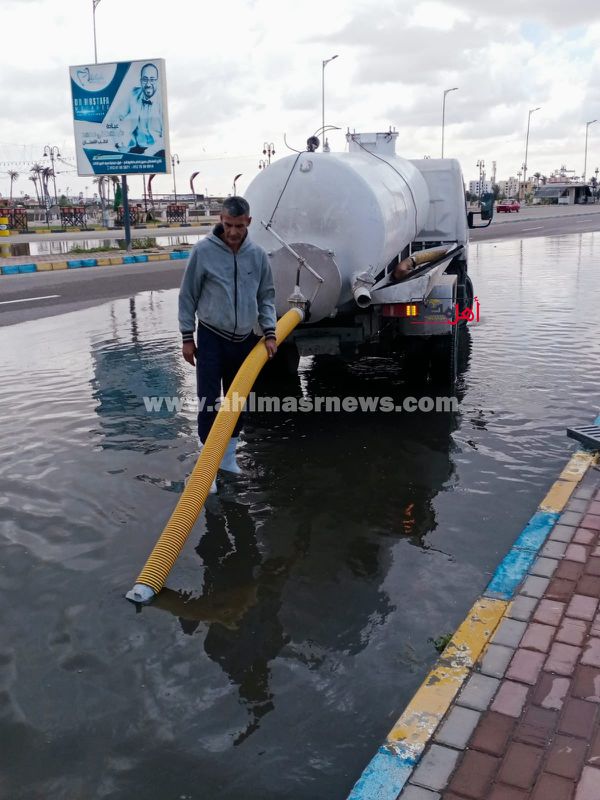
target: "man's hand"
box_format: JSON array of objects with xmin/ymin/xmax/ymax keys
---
[
  {"xmin": 182, "ymin": 341, "xmax": 196, "ymax": 366},
  {"xmin": 265, "ymin": 338, "xmax": 278, "ymax": 360}
]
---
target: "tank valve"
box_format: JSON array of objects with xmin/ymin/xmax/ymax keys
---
[
  {"xmin": 352, "ymin": 272, "xmax": 375, "ymax": 308},
  {"xmin": 287, "ymin": 285, "xmax": 309, "ymax": 319}
]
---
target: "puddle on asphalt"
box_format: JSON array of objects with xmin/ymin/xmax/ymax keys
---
[{"xmin": 0, "ymin": 233, "xmax": 599, "ymax": 799}]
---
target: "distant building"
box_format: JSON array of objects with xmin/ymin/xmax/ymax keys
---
[
  {"xmin": 497, "ymin": 177, "xmax": 520, "ymax": 198},
  {"xmin": 534, "ymin": 183, "xmax": 592, "ymax": 205},
  {"xmin": 469, "ymin": 180, "xmax": 493, "ymax": 196},
  {"xmin": 548, "ymin": 167, "xmax": 577, "ymax": 183}
]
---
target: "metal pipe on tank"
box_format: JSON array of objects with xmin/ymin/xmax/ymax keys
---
[{"xmin": 352, "ymin": 271, "xmax": 374, "ymax": 308}]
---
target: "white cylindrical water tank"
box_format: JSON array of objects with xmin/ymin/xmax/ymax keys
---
[{"xmin": 245, "ymin": 132, "xmax": 430, "ymax": 321}]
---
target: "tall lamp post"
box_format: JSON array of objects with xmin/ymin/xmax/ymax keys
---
[
  {"xmin": 476, "ymin": 159, "xmax": 485, "ymax": 206},
  {"xmin": 42, "ymin": 145, "xmax": 60, "ymax": 206},
  {"xmin": 92, "ymin": 0, "xmax": 102, "ymax": 63},
  {"xmin": 190, "ymin": 171, "xmax": 200, "ymax": 209},
  {"xmin": 262, "ymin": 142, "xmax": 275, "ymax": 165},
  {"xmin": 91, "ymin": 0, "xmax": 110, "ymax": 226},
  {"xmin": 171, "ymin": 153, "xmax": 180, "ymax": 203},
  {"xmin": 522, "ymin": 106, "xmax": 541, "ymax": 200},
  {"xmin": 232, "ymin": 173, "xmax": 242, "ymax": 195},
  {"xmin": 321, "ymin": 54, "xmax": 338, "ymax": 150},
  {"xmin": 583, "ymin": 119, "xmax": 597, "ymax": 183},
  {"xmin": 441, "ymin": 87, "xmax": 458, "ymax": 158}
]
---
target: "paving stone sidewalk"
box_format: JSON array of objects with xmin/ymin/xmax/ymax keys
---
[{"xmin": 400, "ymin": 462, "xmax": 600, "ymax": 800}]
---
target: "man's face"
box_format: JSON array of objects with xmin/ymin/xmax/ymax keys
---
[
  {"xmin": 220, "ymin": 212, "xmax": 251, "ymax": 250},
  {"xmin": 140, "ymin": 65, "xmax": 158, "ymax": 99}
]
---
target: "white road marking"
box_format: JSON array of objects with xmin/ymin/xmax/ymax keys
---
[
  {"xmin": 522, "ymin": 226, "xmax": 544, "ymax": 231},
  {"xmin": 0, "ymin": 294, "xmax": 60, "ymax": 306}
]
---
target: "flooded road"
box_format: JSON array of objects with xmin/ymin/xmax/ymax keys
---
[{"xmin": 1, "ymin": 233, "xmax": 599, "ymax": 799}]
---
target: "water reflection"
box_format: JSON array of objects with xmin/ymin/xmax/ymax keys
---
[
  {"xmin": 154, "ymin": 500, "xmax": 308, "ymax": 744},
  {"xmin": 4, "ymin": 234, "xmax": 203, "ymax": 258},
  {"xmin": 90, "ymin": 297, "xmax": 190, "ymax": 451}
]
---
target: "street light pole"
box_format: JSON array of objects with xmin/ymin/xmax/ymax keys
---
[
  {"xmin": 523, "ymin": 106, "xmax": 541, "ymax": 199},
  {"xmin": 171, "ymin": 154, "xmax": 180, "ymax": 203},
  {"xmin": 43, "ymin": 145, "xmax": 60, "ymax": 206},
  {"xmin": 476, "ymin": 159, "xmax": 485, "ymax": 206},
  {"xmin": 91, "ymin": 0, "xmax": 110, "ymax": 227},
  {"xmin": 321, "ymin": 54, "xmax": 338, "ymax": 151},
  {"xmin": 583, "ymin": 119, "xmax": 597, "ymax": 183},
  {"xmin": 92, "ymin": 0, "xmax": 101, "ymax": 64},
  {"xmin": 262, "ymin": 142, "xmax": 275, "ymax": 165},
  {"xmin": 233, "ymin": 174, "xmax": 242, "ymax": 195},
  {"xmin": 441, "ymin": 87, "xmax": 458, "ymax": 158}
]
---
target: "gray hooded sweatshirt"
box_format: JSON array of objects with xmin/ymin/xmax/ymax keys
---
[{"xmin": 178, "ymin": 225, "xmax": 276, "ymax": 343}]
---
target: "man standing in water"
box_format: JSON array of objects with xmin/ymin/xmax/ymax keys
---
[{"xmin": 178, "ymin": 196, "xmax": 277, "ymax": 492}]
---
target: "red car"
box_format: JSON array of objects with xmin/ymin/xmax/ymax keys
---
[{"xmin": 496, "ymin": 199, "xmax": 520, "ymax": 213}]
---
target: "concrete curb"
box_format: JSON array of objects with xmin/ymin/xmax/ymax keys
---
[
  {"xmin": 467, "ymin": 207, "xmax": 600, "ymax": 227},
  {"xmin": 0, "ymin": 249, "xmax": 191, "ymax": 275},
  {"xmin": 348, "ymin": 419, "xmax": 600, "ymax": 800}
]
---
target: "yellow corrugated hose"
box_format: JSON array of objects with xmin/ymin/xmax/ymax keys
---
[{"xmin": 127, "ymin": 307, "xmax": 304, "ymax": 602}]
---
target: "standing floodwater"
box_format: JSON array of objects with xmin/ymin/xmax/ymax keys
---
[{"xmin": 0, "ymin": 233, "xmax": 599, "ymax": 799}]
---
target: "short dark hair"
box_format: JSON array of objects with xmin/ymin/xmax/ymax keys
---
[{"xmin": 222, "ymin": 196, "xmax": 250, "ymax": 217}]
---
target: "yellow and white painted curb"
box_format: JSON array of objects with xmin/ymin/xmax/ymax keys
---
[{"xmin": 348, "ymin": 445, "xmax": 598, "ymax": 799}]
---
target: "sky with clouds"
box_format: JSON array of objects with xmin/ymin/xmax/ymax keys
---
[{"xmin": 2, "ymin": 0, "xmax": 600, "ymax": 201}]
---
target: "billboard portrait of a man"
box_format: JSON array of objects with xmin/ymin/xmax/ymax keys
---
[{"xmin": 109, "ymin": 62, "xmax": 165, "ymax": 157}]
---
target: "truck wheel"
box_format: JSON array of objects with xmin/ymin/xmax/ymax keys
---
[
  {"xmin": 458, "ymin": 275, "xmax": 474, "ymax": 327},
  {"xmin": 427, "ymin": 328, "xmax": 458, "ymax": 387}
]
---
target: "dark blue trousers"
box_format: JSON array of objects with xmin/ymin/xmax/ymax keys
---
[{"xmin": 196, "ymin": 324, "xmax": 259, "ymax": 444}]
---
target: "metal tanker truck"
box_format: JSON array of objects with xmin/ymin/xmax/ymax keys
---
[{"xmin": 245, "ymin": 129, "xmax": 482, "ymax": 383}]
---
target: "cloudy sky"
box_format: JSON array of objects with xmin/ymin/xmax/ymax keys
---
[{"xmin": 2, "ymin": 0, "xmax": 600, "ymax": 201}]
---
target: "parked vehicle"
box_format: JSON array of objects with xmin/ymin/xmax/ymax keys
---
[
  {"xmin": 496, "ymin": 199, "xmax": 520, "ymax": 213},
  {"xmin": 245, "ymin": 131, "xmax": 484, "ymax": 384}
]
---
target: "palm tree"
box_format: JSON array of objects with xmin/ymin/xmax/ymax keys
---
[
  {"xmin": 533, "ymin": 171, "xmax": 542, "ymax": 187},
  {"xmin": 30, "ymin": 163, "xmax": 43, "ymax": 204},
  {"xmin": 8, "ymin": 170, "xmax": 19, "ymax": 203},
  {"xmin": 41, "ymin": 167, "xmax": 55, "ymax": 206},
  {"xmin": 109, "ymin": 175, "xmax": 120, "ymax": 208},
  {"xmin": 29, "ymin": 175, "xmax": 41, "ymax": 205},
  {"xmin": 93, "ymin": 176, "xmax": 105, "ymax": 203}
]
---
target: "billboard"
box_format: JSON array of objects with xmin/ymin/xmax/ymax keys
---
[{"xmin": 69, "ymin": 58, "xmax": 170, "ymax": 176}]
